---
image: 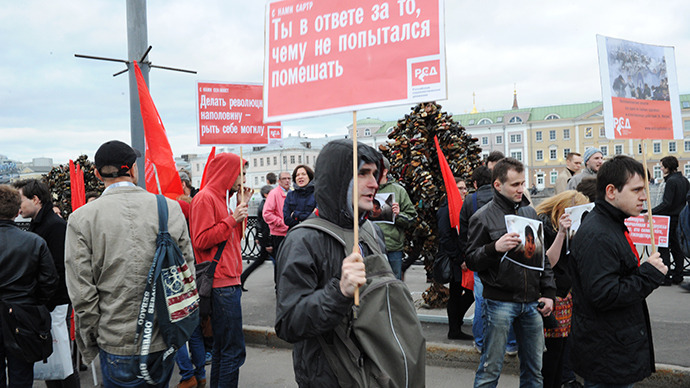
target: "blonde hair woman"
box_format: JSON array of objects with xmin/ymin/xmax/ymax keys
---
[{"xmin": 535, "ymin": 190, "xmax": 589, "ymax": 388}]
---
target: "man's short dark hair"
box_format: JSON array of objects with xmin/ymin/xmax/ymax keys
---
[
  {"xmin": 576, "ymin": 177, "xmax": 597, "ymax": 202},
  {"xmin": 292, "ymin": 165, "xmax": 315, "ymax": 182},
  {"xmin": 486, "ymin": 151, "xmax": 505, "ymax": 165},
  {"xmin": 566, "ymin": 152, "xmax": 581, "ymax": 161},
  {"xmin": 13, "ymin": 179, "xmax": 52, "ymax": 207},
  {"xmin": 472, "ymin": 166, "xmax": 492, "ymax": 187},
  {"xmin": 373, "ymin": 198, "xmax": 381, "ymax": 208},
  {"xmin": 661, "ymin": 156, "xmax": 679, "ymax": 172},
  {"xmin": 85, "ymin": 191, "xmax": 100, "ymax": 202},
  {"xmin": 492, "ymin": 158, "xmax": 524, "ymax": 184},
  {"xmin": 596, "ymin": 155, "xmax": 645, "ymax": 199},
  {"xmin": 0, "ymin": 185, "xmax": 21, "ymax": 220},
  {"xmin": 266, "ymin": 172, "xmax": 277, "ymax": 184}
]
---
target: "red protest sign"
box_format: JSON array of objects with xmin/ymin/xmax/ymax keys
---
[
  {"xmin": 624, "ymin": 215, "xmax": 670, "ymax": 248},
  {"xmin": 596, "ymin": 35, "xmax": 683, "ymax": 140},
  {"xmin": 264, "ymin": 0, "xmax": 446, "ymax": 122},
  {"xmin": 197, "ymin": 82, "xmax": 281, "ymax": 145}
]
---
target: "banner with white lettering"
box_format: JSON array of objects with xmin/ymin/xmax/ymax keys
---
[
  {"xmin": 264, "ymin": 0, "xmax": 446, "ymax": 122},
  {"xmin": 197, "ymin": 82, "xmax": 282, "ymax": 145},
  {"xmin": 624, "ymin": 215, "xmax": 670, "ymax": 248},
  {"xmin": 596, "ymin": 35, "xmax": 682, "ymax": 140}
]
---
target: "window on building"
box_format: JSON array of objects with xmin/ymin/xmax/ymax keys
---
[
  {"xmin": 563, "ymin": 148, "xmax": 571, "ymax": 159},
  {"xmin": 509, "ymin": 116, "xmax": 522, "ymax": 124},
  {"xmin": 599, "ymin": 127, "xmax": 606, "ymax": 137},
  {"xmin": 510, "ymin": 150, "xmax": 522, "ymax": 161},
  {"xmin": 638, "ymin": 144, "xmax": 643, "ymax": 154},
  {"xmin": 550, "ymin": 171, "xmax": 558, "ymax": 184},
  {"xmin": 496, "ymin": 117, "xmax": 504, "ymax": 123},
  {"xmin": 283, "ymin": 156, "xmax": 287, "ymax": 165},
  {"xmin": 253, "ymin": 158, "xmax": 257, "ymax": 167},
  {"xmin": 545, "ymin": 114, "xmax": 560, "ymax": 120},
  {"xmin": 266, "ymin": 157, "xmax": 270, "ymax": 166},
  {"xmin": 683, "ymin": 101, "xmax": 690, "ymax": 109},
  {"xmin": 482, "ymin": 137, "xmax": 488, "ymax": 145},
  {"xmin": 496, "ymin": 135, "xmax": 503, "ymax": 144},
  {"xmin": 290, "ymin": 155, "xmax": 296, "ymax": 164},
  {"xmin": 563, "ymin": 129, "xmax": 570, "ymax": 140},
  {"xmin": 306, "ymin": 155, "xmax": 310, "ymax": 164},
  {"xmin": 273, "ymin": 156, "xmax": 278, "ymax": 165},
  {"xmin": 585, "ymin": 127, "xmax": 593, "ymax": 138},
  {"xmin": 685, "ymin": 120, "xmax": 690, "ymax": 132},
  {"xmin": 510, "ymin": 134, "xmax": 522, "ymax": 143},
  {"xmin": 549, "ymin": 130, "xmax": 556, "ymax": 141},
  {"xmin": 615, "ymin": 144, "xmax": 623, "ymax": 155},
  {"xmin": 298, "ymin": 155, "xmax": 302, "ymax": 163},
  {"xmin": 536, "ymin": 150, "xmax": 543, "ymax": 161},
  {"xmin": 669, "ymin": 141, "xmax": 677, "ymax": 153},
  {"xmin": 468, "ymin": 119, "xmax": 475, "ymax": 125},
  {"xmin": 685, "ymin": 164, "xmax": 690, "ymax": 178},
  {"xmin": 549, "ymin": 149, "xmax": 557, "ymax": 160},
  {"xmin": 600, "ymin": 146, "xmax": 608, "ymax": 156},
  {"xmin": 685, "ymin": 141, "xmax": 690, "ymax": 152},
  {"xmin": 260, "ymin": 158, "xmax": 264, "ymax": 167},
  {"xmin": 653, "ymin": 142, "xmax": 661, "ymax": 154},
  {"xmin": 535, "ymin": 131, "xmax": 542, "ymax": 141},
  {"xmin": 478, "ymin": 118, "xmax": 492, "ymax": 125},
  {"xmin": 196, "ymin": 164, "xmax": 200, "ymax": 172},
  {"xmin": 364, "ymin": 129, "xmax": 371, "ymax": 136},
  {"xmin": 254, "ymin": 177, "xmax": 259, "ymax": 186},
  {"xmin": 653, "ymin": 166, "xmax": 662, "ymax": 180}
]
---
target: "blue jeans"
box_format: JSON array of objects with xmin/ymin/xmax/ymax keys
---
[
  {"xmin": 0, "ymin": 326, "xmax": 33, "ymax": 388},
  {"xmin": 176, "ymin": 325, "xmax": 206, "ymax": 382},
  {"xmin": 211, "ymin": 286, "xmax": 246, "ymax": 388},
  {"xmin": 472, "ymin": 274, "xmax": 517, "ymax": 352},
  {"xmin": 387, "ymin": 251, "xmax": 403, "ymax": 280},
  {"xmin": 583, "ymin": 382, "xmax": 634, "ymax": 388},
  {"xmin": 474, "ymin": 299, "xmax": 544, "ymax": 388},
  {"xmin": 99, "ymin": 349, "xmax": 173, "ymax": 388}
]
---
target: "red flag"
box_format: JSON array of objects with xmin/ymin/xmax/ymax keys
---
[
  {"xmin": 69, "ymin": 160, "xmax": 86, "ymax": 211},
  {"xmin": 434, "ymin": 136, "xmax": 463, "ymax": 232},
  {"xmin": 133, "ymin": 61, "xmax": 184, "ymax": 200},
  {"xmin": 199, "ymin": 146, "xmax": 216, "ymax": 190}
]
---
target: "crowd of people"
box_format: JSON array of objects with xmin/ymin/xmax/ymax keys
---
[{"xmin": 0, "ymin": 138, "xmax": 684, "ymax": 388}]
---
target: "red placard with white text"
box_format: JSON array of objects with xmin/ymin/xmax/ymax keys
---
[
  {"xmin": 197, "ymin": 82, "xmax": 281, "ymax": 145},
  {"xmin": 264, "ymin": 0, "xmax": 446, "ymax": 122},
  {"xmin": 597, "ymin": 35, "xmax": 683, "ymax": 140},
  {"xmin": 624, "ymin": 215, "xmax": 670, "ymax": 248}
]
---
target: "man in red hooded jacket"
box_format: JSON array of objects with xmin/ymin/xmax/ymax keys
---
[{"xmin": 190, "ymin": 152, "xmax": 252, "ymax": 388}]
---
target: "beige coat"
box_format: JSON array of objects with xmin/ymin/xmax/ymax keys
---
[
  {"xmin": 554, "ymin": 168, "xmax": 575, "ymax": 194},
  {"xmin": 65, "ymin": 185, "xmax": 194, "ymax": 363}
]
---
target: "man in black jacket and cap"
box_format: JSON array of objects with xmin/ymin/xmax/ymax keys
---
[{"xmin": 570, "ymin": 155, "xmax": 667, "ymax": 386}]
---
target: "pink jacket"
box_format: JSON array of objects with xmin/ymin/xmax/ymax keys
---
[{"xmin": 263, "ymin": 185, "xmax": 289, "ymax": 237}]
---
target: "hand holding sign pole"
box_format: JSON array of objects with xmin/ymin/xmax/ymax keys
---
[{"xmin": 352, "ymin": 111, "xmax": 360, "ymax": 307}]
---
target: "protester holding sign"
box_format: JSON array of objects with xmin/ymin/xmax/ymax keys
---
[{"xmin": 466, "ymin": 157, "xmax": 556, "ymax": 387}]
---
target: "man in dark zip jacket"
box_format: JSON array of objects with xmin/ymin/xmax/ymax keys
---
[
  {"xmin": 466, "ymin": 158, "xmax": 556, "ymax": 388},
  {"xmin": 570, "ymin": 156, "xmax": 667, "ymax": 386}
]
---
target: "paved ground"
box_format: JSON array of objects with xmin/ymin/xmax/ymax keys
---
[{"xmin": 41, "ymin": 262, "xmax": 690, "ymax": 387}]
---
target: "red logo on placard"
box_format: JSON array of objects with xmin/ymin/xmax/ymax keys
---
[{"xmin": 411, "ymin": 60, "xmax": 441, "ymax": 86}]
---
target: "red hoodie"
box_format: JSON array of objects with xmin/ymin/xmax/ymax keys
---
[{"xmin": 190, "ymin": 153, "xmax": 245, "ymax": 288}]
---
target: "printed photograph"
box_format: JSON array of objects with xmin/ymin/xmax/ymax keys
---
[
  {"xmin": 369, "ymin": 192, "xmax": 396, "ymax": 224},
  {"xmin": 503, "ymin": 215, "xmax": 544, "ymax": 271}
]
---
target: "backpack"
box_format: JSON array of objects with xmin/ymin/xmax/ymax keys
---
[
  {"xmin": 677, "ymin": 204, "xmax": 690, "ymax": 257},
  {"xmin": 293, "ymin": 218, "xmax": 426, "ymax": 388},
  {"xmin": 133, "ymin": 195, "xmax": 200, "ymax": 384}
]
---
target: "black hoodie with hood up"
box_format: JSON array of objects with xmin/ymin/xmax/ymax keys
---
[{"xmin": 274, "ymin": 139, "xmax": 382, "ymax": 387}]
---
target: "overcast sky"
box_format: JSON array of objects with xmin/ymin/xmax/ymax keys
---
[{"xmin": 2, "ymin": 0, "xmax": 689, "ymax": 164}]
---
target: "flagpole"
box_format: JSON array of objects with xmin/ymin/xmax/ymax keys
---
[
  {"xmin": 642, "ymin": 140, "xmax": 656, "ymax": 253},
  {"xmin": 240, "ymin": 146, "xmax": 246, "ymax": 241},
  {"xmin": 352, "ymin": 111, "xmax": 360, "ymax": 306}
]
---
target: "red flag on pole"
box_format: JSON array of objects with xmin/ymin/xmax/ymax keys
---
[
  {"xmin": 69, "ymin": 160, "xmax": 86, "ymax": 211},
  {"xmin": 434, "ymin": 136, "xmax": 463, "ymax": 232},
  {"xmin": 133, "ymin": 61, "xmax": 184, "ymax": 199},
  {"xmin": 199, "ymin": 146, "xmax": 216, "ymax": 190}
]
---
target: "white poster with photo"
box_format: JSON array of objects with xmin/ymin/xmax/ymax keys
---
[
  {"xmin": 503, "ymin": 215, "xmax": 545, "ymax": 271},
  {"xmin": 369, "ymin": 192, "xmax": 396, "ymax": 224},
  {"xmin": 565, "ymin": 203, "xmax": 596, "ymax": 239}
]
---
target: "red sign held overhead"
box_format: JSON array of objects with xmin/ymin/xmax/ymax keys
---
[
  {"xmin": 197, "ymin": 82, "xmax": 281, "ymax": 145},
  {"xmin": 264, "ymin": 0, "xmax": 447, "ymax": 122}
]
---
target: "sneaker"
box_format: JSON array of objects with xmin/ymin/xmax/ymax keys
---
[
  {"xmin": 205, "ymin": 352, "xmax": 212, "ymax": 365},
  {"xmin": 472, "ymin": 341, "xmax": 482, "ymax": 354},
  {"xmin": 505, "ymin": 348, "xmax": 518, "ymax": 357},
  {"xmin": 680, "ymin": 282, "xmax": 690, "ymax": 292},
  {"xmin": 447, "ymin": 331, "xmax": 473, "ymax": 340}
]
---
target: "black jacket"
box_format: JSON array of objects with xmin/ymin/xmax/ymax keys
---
[
  {"xmin": 256, "ymin": 199, "xmax": 272, "ymax": 249},
  {"xmin": 570, "ymin": 200, "xmax": 665, "ymax": 384},
  {"xmin": 0, "ymin": 220, "xmax": 58, "ymax": 306},
  {"xmin": 458, "ymin": 184, "xmax": 493, "ymax": 257},
  {"xmin": 274, "ymin": 139, "xmax": 382, "ymax": 387},
  {"xmin": 283, "ymin": 181, "xmax": 316, "ymax": 228},
  {"xmin": 436, "ymin": 201, "xmax": 463, "ymax": 281},
  {"xmin": 652, "ymin": 171, "xmax": 690, "ymax": 217},
  {"xmin": 465, "ymin": 189, "xmax": 556, "ymax": 303},
  {"xmin": 29, "ymin": 204, "xmax": 71, "ymax": 309}
]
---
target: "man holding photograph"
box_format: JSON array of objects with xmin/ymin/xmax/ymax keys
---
[{"xmin": 466, "ymin": 157, "xmax": 556, "ymax": 387}]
